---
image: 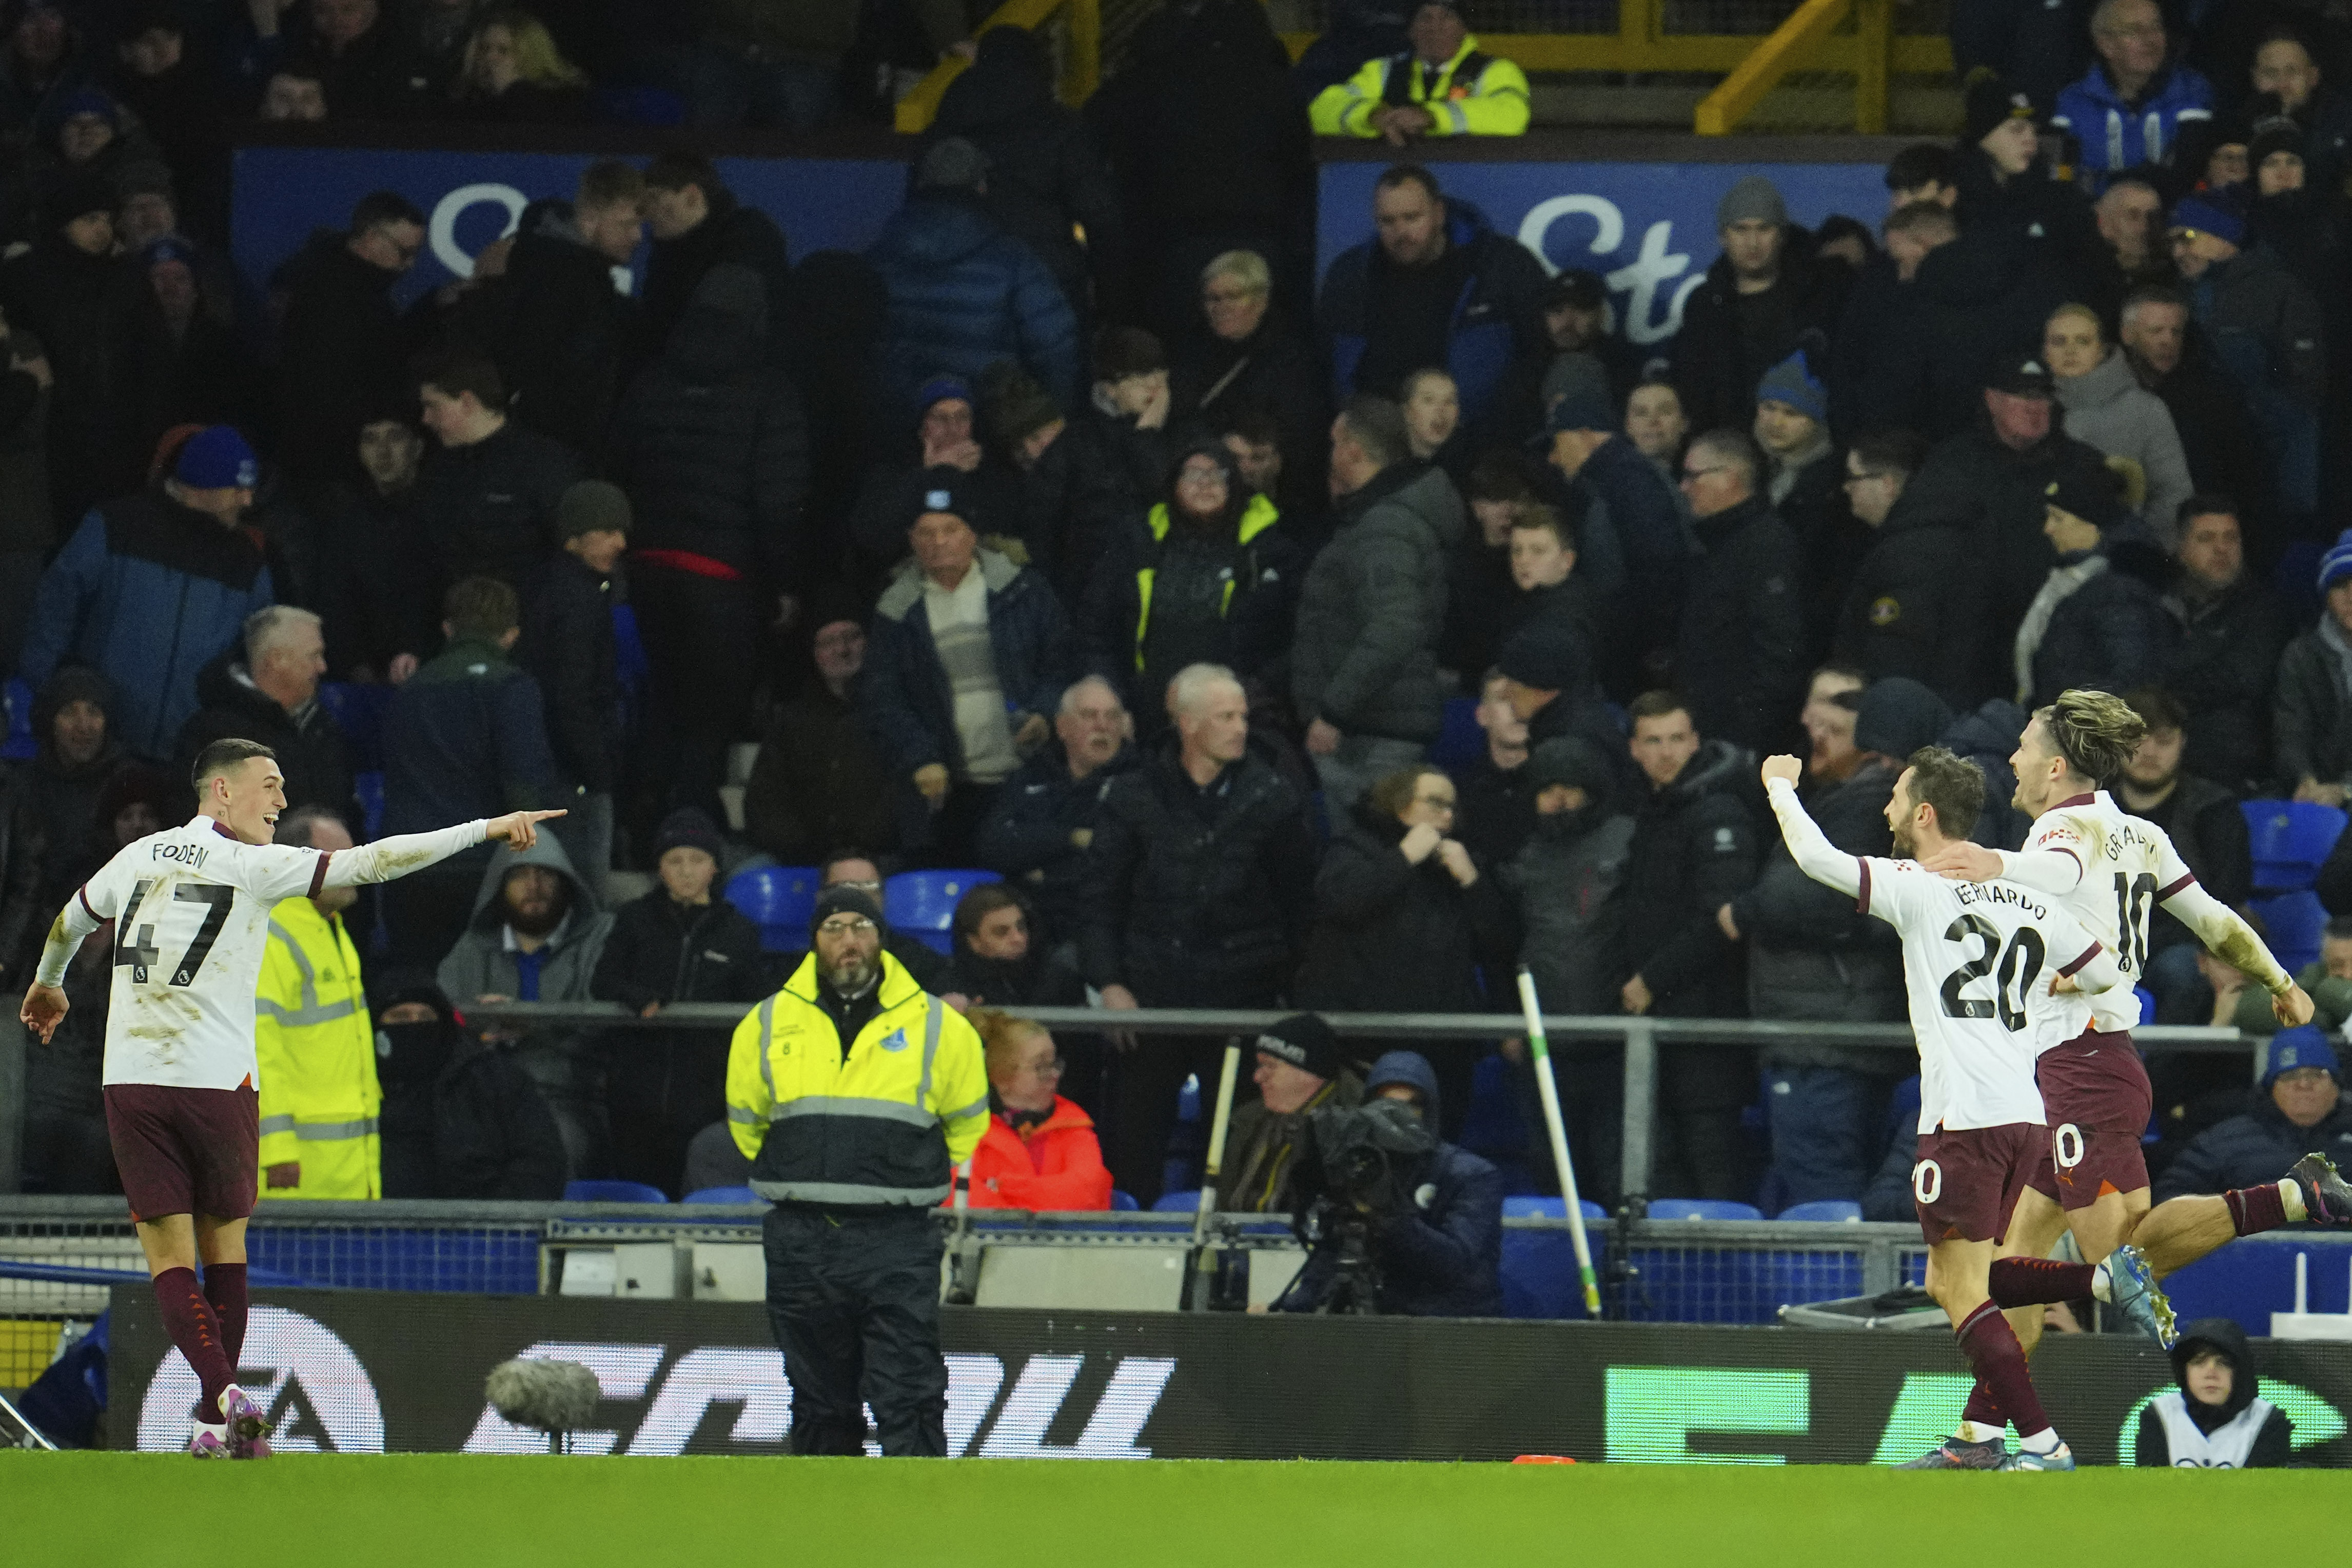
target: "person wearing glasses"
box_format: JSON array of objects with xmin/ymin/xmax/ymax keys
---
[
  {"xmin": 2050, "ymin": 0, "xmax": 2213, "ymax": 193},
  {"xmin": 955, "ymin": 1006, "xmax": 1111, "ymax": 1210},
  {"xmin": 1831, "ymin": 428, "xmax": 1985, "ymax": 709},
  {"xmin": 272, "ymin": 189, "xmax": 430, "ymax": 508},
  {"xmin": 1670, "ymin": 428, "xmax": 1807, "ymax": 755},
  {"xmin": 725, "ymin": 881, "xmax": 988, "ymax": 1456}
]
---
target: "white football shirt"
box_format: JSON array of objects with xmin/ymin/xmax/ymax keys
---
[
  {"xmin": 2013, "ymin": 791, "xmax": 2195, "ymax": 1033},
  {"xmin": 1857, "ymin": 857, "xmax": 2113, "ymax": 1132},
  {"xmin": 44, "ymin": 814, "xmax": 487, "ymax": 1090}
]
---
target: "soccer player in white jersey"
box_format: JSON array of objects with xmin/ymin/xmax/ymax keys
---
[
  {"xmin": 1765, "ymin": 745, "xmax": 2165, "ymax": 1469},
  {"xmin": 1920, "ymin": 691, "xmax": 2352, "ymax": 1452},
  {"xmin": 16, "ymin": 737, "xmax": 562, "ymax": 1459}
]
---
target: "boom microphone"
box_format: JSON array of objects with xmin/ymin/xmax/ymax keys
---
[{"xmin": 486, "ymin": 1358, "xmax": 601, "ymax": 1443}]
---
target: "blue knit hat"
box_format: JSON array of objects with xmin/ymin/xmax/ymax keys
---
[
  {"xmin": 1755, "ymin": 348, "xmax": 1828, "ymax": 424},
  {"xmin": 2318, "ymin": 528, "xmax": 2352, "ymax": 592},
  {"xmin": 2266, "ymin": 1026, "xmax": 2339, "ymax": 1086},
  {"xmin": 2170, "ymin": 189, "xmax": 2248, "ymax": 248},
  {"xmin": 916, "ymin": 374, "xmax": 973, "ymax": 415},
  {"xmin": 174, "ymin": 425, "xmax": 257, "ymax": 489}
]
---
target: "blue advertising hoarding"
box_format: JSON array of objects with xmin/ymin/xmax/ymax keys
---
[
  {"xmin": 229, "ymin": 145, "xmax": 909, "ymax": 305},
  {"xmin": 1316, "ymin": 159, "xmax": 1887, "ymax": 351}
]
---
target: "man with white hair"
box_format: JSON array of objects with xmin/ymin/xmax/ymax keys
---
[
  {"xmin": 175, "ymin": 604, "xmax": 357, "ymax": 825},
  {"xmin": 976, "ymin": 675, "xmax": 1135, "ymax": 948},
  {"xmin": 1082, "ymin": 663, "xmax": 1318, "ymax": 1203}
]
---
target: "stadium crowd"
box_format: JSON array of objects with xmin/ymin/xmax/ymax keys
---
[{"xmin": 8, "ymin": 0, "xmax": 2352, "ymax": 1245}]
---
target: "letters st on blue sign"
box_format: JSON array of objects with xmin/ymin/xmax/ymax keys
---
[{"xmin": 1315, "ymin": 160, "xmax": 1884, "ymax": 349}]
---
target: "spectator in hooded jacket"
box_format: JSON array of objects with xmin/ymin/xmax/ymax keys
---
[
  {"xmin": 613, "ymin": 261, "xmax": 808, "ymax": 826},
  {"xmin": 19, "ymin": 424, "xmax": 271, "ymax": 761},
  {"xmin": 410, "ymin": 347, "xmax": 582, "ymax": 593},
  {"xmin": 173, "ymin": 604, "xmax": 355, "ymax": 824},
  {"xmin": 2044, "ymin": 303, "xmax": 2194, "ymax": 551},
  {"xmin": 868, "ymin": 136, "xmax": 1082, "ymax": 420},
  {"xmin": 517, "ymin": 482, "xmax": 625, "ymax": 889},
  {"xmin": 373, "ymin": 970, "xmax": 566, "ymax": 1201},
  {"xmin": 2136, "ymin": 1317, "xmax": 2295, "ymax": 1467},
  {"xmin": 1671, "ymin": 177, "xmax": 1853, "ymax": 436},
  {"xmin": 1294, "ymin": 765, "xmax": 1513, "ymax": 1140},
  {"xmin": 1276, "ymin": 1050, "xmax": 1503, "ymax": 1317},
  {"xmin": 1316, "ymin": 165, "xmax": 1550, "ymax": 445},
  {"xmin": 975, "ymin": 674, "xmax": 1133, "ymax": 948},
  {"xmin": 958, "ymin": 1006, "xmax": 1112, "ymax": 1211},
  {"xmin": 2051, "ymin": 0, "xmax": 2214, "ymax": 191},
  {"xmin": 2245, "ymin": 25, "xmax": 2352, "ymax": 197},
  {"xmin": 744, "ymin": 612, "xmax": 899, "ymax": 865},
  {"xmin": 2020, "ymin": 466, "xmax": 2179, "ymax": 707},
  {"xmin": 592, "ymin": 810, "xmax": 771, "ymax": 1197}
]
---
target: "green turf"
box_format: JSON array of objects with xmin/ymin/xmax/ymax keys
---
[{"xmin": 6, "ymin": 1455, "xmax": 2349, "ymax": 1566}]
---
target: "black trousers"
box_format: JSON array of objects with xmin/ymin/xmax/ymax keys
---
[
  {"xmin": 634, "ymin": 565, "xmax": 763, "ymax": 826},
  {"xmin": 762, "ymin": 1205, "xmax": 948, "ymax": 1457},
  {"xmin": 1105, "ymin": 965, "xmax": 1284, "ymax": 1207}
]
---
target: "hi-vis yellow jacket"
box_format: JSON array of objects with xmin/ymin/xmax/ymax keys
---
[
  {"xmin": 726, "ymin": 951, "xmax": 988, "ymax": 1207},
  {"xmin": 1309, "ymin": 37, "xmax": 1532, "ymax": 138},
  {"xmin": 255, "ymin": 897, "xmax": 381, "ymax": 1199}
]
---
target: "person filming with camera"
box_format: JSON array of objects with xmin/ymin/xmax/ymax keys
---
[{"xmin": 1272, "ymin": 1048, "xmax": 1504, "ymax": 1317}]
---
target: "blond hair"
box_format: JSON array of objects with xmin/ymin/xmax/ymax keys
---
[
  {"xmin": 970, "ymin": 1007, "xmax": 1050, "ymax": 1084},
  {"xmin": 459, "ymin": 9, "xmax": 584, "ymax": 95},
  {"xmin": 2036, "ymin": 688, "xmax": 2148, "ymax": 787}
]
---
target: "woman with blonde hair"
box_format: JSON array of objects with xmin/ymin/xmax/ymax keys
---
[
  {"xmin": 2043, "ymin": 301, "xmax": 2192, "ymax": 547},
  {"xmin": 954, "ymin": 1008, "xmax": 1113, "ymax": 1210},
  {"xmin": 452, "ymin": 9, "xmax": 589, "ymax": 123}
]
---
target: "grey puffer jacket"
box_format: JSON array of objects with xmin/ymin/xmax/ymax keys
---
[
  {"xmin": 1291, "ymin": 462, "xmax": 1464, "ymax": 744},
  {"xmin": 2053, "ymin": 347, "xmax": 2193, "ymax": 551}
]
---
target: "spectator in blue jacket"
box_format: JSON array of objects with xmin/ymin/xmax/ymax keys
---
[
  {"xmin": 1276, "ymin": 1049, "xmax": 1503, "ymax": 1317},
  {"xmin": 2052, "ymin": 0, "xmax": 2214, "ymax": 190},
  {"xmin": 865, "ymin": 478, "xmax": 1080, "ymax": 864},
  {"xmin": 379, "ymin": 574, "xmax": 564, "ymax": 965},
  {"xmin": 1316, "ymin": 164, "xmax": 1550, "ymax": 447},
  {"xmin": 867, "ymin": 136, "xmax": 1081, "ymax": 425},
  {"xmin": 19, "ymin": 425, "xmax": 272, "ymax": 761}
]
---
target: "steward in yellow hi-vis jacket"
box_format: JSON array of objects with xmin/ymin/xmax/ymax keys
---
[
  {"xmin": 726, "ymin": 885, "xmax": 987, "ymax": 1456},
  {"xmin": 255, "ymin": 823, "xmax": 381, "ymax": 1200},
  {"xmin": 1309, "ymin": 1, "xmax": 1530, "ymax": 140}
]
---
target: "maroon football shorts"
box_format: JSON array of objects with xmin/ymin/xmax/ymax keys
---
[
  {"xmin": 1911, "ymin": 1122, "xmax": 2044, "ymax": 1246},
  {"xmin": 2022, "ymin": 1027, "xmax": 2153, "ymax": 1210},
  {"xmin": 103, "ymin": 1083, "xmax": 260, "ymax": 1223}
]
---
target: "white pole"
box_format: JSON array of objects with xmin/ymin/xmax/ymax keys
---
[
  {"xmin": 1516, "ymin": 967, "xmax": 1602, "ymax": 1317},
  {"xmin": 1193, "ymin": 1043, "xmax": 1244, "ymax": 1245}
]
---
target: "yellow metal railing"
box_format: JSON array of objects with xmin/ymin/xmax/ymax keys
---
[{"xmin": 895, "ymin": 0, "xmax": 1102, "ymax": 132}]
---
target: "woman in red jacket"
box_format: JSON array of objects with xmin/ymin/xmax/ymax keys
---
[{"xmin": 959, "ymin": 1008, "xmax": 1114, "ymax": 1210}]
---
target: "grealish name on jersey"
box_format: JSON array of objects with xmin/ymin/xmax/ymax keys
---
[{"xmin": 2026, "ymin": 792, "xmax": 2196, "ymax": 1032}]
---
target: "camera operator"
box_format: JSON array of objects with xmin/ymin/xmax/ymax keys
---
[
  {"xmin": 1273, "ymin": 1050, "xmax": 1504, "ymax": 1317},
  {"xmin": 1217, "ymin": 1014, "xmax": 1364, "ymax": 1213}
]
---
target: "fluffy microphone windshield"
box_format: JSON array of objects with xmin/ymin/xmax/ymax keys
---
[{"xmin": 486, "ymin": 1358, "xmax": 602, "ymax": 1434}]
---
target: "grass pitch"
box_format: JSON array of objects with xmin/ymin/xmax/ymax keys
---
[{"xmin": 5, "ymin": 1454, "xmax": 2344, "ymax": 1565}]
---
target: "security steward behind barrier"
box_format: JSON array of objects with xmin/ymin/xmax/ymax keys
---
[{"xmin": 726, "ymin": 883, "xmax": 989, "ymax": 1456}]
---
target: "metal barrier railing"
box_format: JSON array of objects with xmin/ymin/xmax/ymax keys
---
[{"xmin": 466, "ymin": 999, "xmax": 2259, "ymax": 1214}]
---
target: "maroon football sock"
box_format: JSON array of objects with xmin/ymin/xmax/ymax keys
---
[
  {"xmin": 2225, "ymin": 1183, "xmax": 2288, "ymax": 1236},
  {"xmin": 1956, "ymin": 1300, "xmax": 2051, "ymax": 1439},
  {"xmin": 1988, "ymin": 1256, "xmax": 2097, "ymax": 1307},
  {"xmin": 1960, "ymin": 1380, "xmax": 2004, "ymax": 1430},
  {"xmin": 203, "ymin": 1262, "xmax": 248, "ymax": 1381},
  {"xmin": 153, "ymin": 1266, "xmax": 233, "ymax": 1424}
]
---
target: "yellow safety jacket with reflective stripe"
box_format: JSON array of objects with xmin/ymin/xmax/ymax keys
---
[
  {"xmin": 1309, "ymin": 36, "xmax": 1531, "ymax": 138},
  {"xmin": 254, "ymin": 897, "xmax": 381, "ymax": 1199},
  {"xmin": 1130, "ymin": 491, "xmax": 1283, "ymax": 671},
  {"xmin": 724, "ymin": 950, "xmax": 989, "ymax": 1207}
]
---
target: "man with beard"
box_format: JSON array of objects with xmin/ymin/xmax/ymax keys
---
[{"xmin": 726, "ymin": 881, "xmax": 987, "ymax": 1457}]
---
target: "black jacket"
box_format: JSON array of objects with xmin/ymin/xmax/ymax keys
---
[
  {"xmin": 411, "ymin": 420, "xmax": 583, "ymax": 592},
  {"xmin": 1080, "ymin": 491, "xmax": 1304, "ymax": 717},
  {"xmin": 741, "ymin": 678, "xmax": 900, "ymax": 866},
  {"xmin": 1167, "ymin": 309, "xmax": 1327, "ymax": 519},
  {"xmin": 2271, "ymin": 622, "xmax": 2352, "ymax": 794},
  {"xmin": 2143, "ymin": 347, "xmax": 2275, "ymax": 548},
  {"xmin": 1776, "ymin": 446, "xmax": 1861, "ymax": 658},
  {"xmin": 2165, "ymin": 573, "xmax": 2290, "ymax": 795},
  {"xmin": 456, "ymin": 199, "xmax": 635, "ymax": 452},
  {"xmin": 1868, "ymin": 222, "xmax": 2072, "ymax": 442},
  {"xmin": 516, "ymin": 552, "xmax": 620, "ymax": 795},
  {"xmin": 613, "ymin": 297, "xmax": 809, "ymax": 585},
  {"xmin": 172, "ymin": 651, "xmax": 357, "ymax": 825},
  {"xmin": 1080, "ymin": 734, "xmax": 1318, "ymax": 994},
  {"xmin": 0, "ymin": 237, "xmax": 157, "ymax": 516},
  {"xmin": 1670, "ymin": 225, "xmax": 1852, "ymax": 434},
  {"xmin": 1510, "ymin": 808, "xmax": 1637, "ymax": 1022},
  {"xmin": 1833, "ymin": 483, "xmax": 1987, "ymax": 709},
  {"xmin": 592, "ymin": 890, "xmax": 773, "ymax": 1135},
  {"xmin": 1674, "ymin": 494, "xmax": 1807, "ymax": 754},
  {"xmin": 2155, "ymin": 1093, "xmax": 2352, "ymax": 1202},
  {"xmin": 1291, "ymin": 463, "xmax": 1463, "ymax": 744},
  {"xmin": 380, "ymin": 1036, "xmax": 568, "ymax": 1201},
  {"xmin": 974, "ymin": 739, "xmax": 1135, "ymax": 946},
  {"xmin": 945, "ymin": 929, "xmax": 1089, "ymax": 1011},
  {"xmin": 1293, "ymin": 798, "xmax": 1515, "ymax": 1015},
  {"xmin": 2029, "ymin": 540, "xmax": 2181, "ymax": 707},
  {"xmin": 315, "ymin": 480, "xmax": 436, "ymax": 681},
  {"xmin": 1451, "ymin": 750, "xmax": 1537, "ymax": 872},
  {"xmin": 271, "ymin": 232, "xmax": 423, "ymax": 500},
  {"xmin": 1622, "ymin": 740, "xmax": 1758, "ymax": 1016},
  {"xmin": 637, "ymin": 198, "xmax": 794, "ymax": 374}
]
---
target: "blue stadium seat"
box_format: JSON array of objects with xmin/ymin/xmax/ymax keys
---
[
  {"xmin": 354, "ymin": 771, "xmax": 385, "ymax": 841},
  {"xmin": 1, "ymin": 676, "xmax": 31, "ymax": 761},
  {"xmin": 1457, "ymin": 1052, "xmax": 1525, "ymax": 1163},
  {"xmin": 1647, "ymin": 1199, "xmax": 1764, "ymax": 1221},
  {"xmin": 2251, "ymin": 890, "xmax": 2328, "ymax": 975},
  {"xmin": 884, "ymin": 870, "xmax": 999, "ymax": 948},
  {"xmin": 1498, "ymin": 1197, "xmax": 1605, "ymax": 1319},
  {"xmin": 1429, "ymin": 695, "xmax": 1483, "ymax": 769},
  {"xmin": 1775, "ymin": 1199, "xmax": 1862, "ymax": 1222},
  {"xmin": 1152, "ymin": 1190, "xmax": 1201, "ymax": 1213},
  {"xmin": 563, "ymin": 1180, "xmax": 669, "ymax": 1204},
  {"xmin": 1503, "ymin": 1195, "xmax": 1608, "ymax": 1221},
  {"xmin": 2245, "ymin": 800, "xmax": 2348, "ymax": 893},
  {"xmin": 1109, "ymin": 1189, "xmax": 1140, "ymax": 1211},
  {"xmin": 682, "ymin": 1186, "xmax": 759, "ymax": 1204},
  {"xmin": 727, "ymin": 865, "xmax": 820, "ymax": 953}
]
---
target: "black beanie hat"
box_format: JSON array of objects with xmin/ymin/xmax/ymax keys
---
[
  {"xmin": 810, "ymin": 884, "xmax": 885, "ymax": 938},
  {"xmin": 1255, "ymin": 1013, "xmax": 1345, "ymax": 1081},
  {"xmin": 1963, "ymin": 69, "xmax": 2037, "ymax": 147}
]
